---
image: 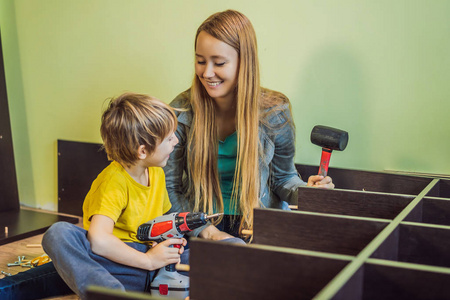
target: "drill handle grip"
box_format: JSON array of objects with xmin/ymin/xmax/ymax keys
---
[{"xmin": 165, "ymin": 243, "xmax": 181, "ymax": 272}]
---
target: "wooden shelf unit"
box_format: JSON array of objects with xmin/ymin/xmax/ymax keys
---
[{"xmin": 188, "ymin": 164, "xmax": 450, "ymax": 300}]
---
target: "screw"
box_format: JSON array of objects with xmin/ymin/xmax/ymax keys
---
[
  {"xmin": 1, "ymin": 271, "xmax": 12, "ymax": 276},
  {"xmin": 7, "ymin": 256, "xmax": 26, "ymax": 267}
]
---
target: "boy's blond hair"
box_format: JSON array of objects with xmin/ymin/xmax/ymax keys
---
[{"xmin": 100, "ymin": 92, "xmax": 177, "ymax": 167}]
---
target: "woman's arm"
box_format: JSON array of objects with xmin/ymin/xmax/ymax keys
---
[
  {"xmin": 164, "ymin": 122, "xmax": 190, "ymax": 213},
  {"xmin": 269, "ymin": 106, "xmax": 333, "ymax": 202},
  {"xmin": 87, "ymin": 214, "xmax": 185, "ymax": 271},
  {"xmin": 198, "ymin": 224, "xmax": 235, "ymax": 240}
]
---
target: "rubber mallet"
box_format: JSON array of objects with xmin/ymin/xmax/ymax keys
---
[{"xmin": 310, "ymin": 125, "xmax": 348, "ymax": 176}]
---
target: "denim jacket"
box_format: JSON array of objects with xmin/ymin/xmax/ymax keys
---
[{"xmin": 163, "ymin": 91, "xmax": 306, "ymax": 236}]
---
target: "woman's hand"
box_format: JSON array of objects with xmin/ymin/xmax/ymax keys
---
[
  {"xmin": 198, "ymin": 224, "xmax": 234, "ymax": 240},
  {"xmin": 307, "ymin": 175, "xmax": 335, "ymax": 189}
]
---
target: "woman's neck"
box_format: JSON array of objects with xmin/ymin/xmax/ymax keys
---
[{"xmin": 214, "ymin": 96, "xmax": 237, "ymax": 141}]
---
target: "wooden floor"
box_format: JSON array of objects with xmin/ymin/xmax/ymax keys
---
[{"xmin": 0, "ymin": 208, "xmax": 82, "ymax": 300}]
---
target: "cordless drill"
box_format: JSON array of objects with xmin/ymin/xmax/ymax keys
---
[{"xmin": 137, "ymin": 212, "xmax": 222, "ymax": 298}]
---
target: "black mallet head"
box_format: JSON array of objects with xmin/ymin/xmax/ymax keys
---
[{"xmin": 310, "ymin": 125, "xmax": 349, "ymax": 176}]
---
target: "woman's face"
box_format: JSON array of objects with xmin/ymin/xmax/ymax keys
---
[{"xmin": 195, "ymin": 31, "xmax": 239, "ymax": 104}]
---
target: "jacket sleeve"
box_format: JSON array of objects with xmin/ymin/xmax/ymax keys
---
[
  {"xmin": 269, "ymin": 106, "xmax": 307, "ymax": 204},
  {"xmin": 164, "ymin": 121, "xmax": 191, "ymax": 213}
]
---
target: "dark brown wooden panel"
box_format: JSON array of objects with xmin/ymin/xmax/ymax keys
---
[
  {"xmin": 253, "ymin": 208, "xmax": 388, "ymax": 256},
  {"xmin": 331, "ymin": 267, "xmax": 364, "ymax": 300},
  {"xmin": 189, "ymin": 239, "xmax": 350, "ymax": 300},
  {"xmin": 0, "ymin": 30, "xmax": 20, "ymax": 213},
  {"xmin": 362, "ymin": 262, "xmax": 450, "ymax": 300},
  {"xmin": 0, "ymin": 209, "xmax": 79, "ymax": 245},
  {"xmin": 427, "ymin": 179, "xmax": 450, "ymax": 198},
  {"xmin": 370, "ymin": 227, "xmax": 400, "ymax": 261},
  {"xmin": 397, "ymin": 224, "xmax": 450, "ymax": 268},
  {"xmin": 298, "ymin": 187, "xmax": 413, "ymax": 220},
  {"xmin": 419, "ymin": 198, "xmax": 450, "ymax": 226},
  {"xmin": 58, "ymin": 140, "xmax": 109, "ymax": 216},
  {"xmin": 296, "ymin": 164, "xmax": 432, "ymax": 195},
  {"xmin": 404, "ymin": 200, "xmax": 424, "ymax": 223}
]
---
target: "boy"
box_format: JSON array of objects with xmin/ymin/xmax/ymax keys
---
[{"xmin": 42, "ymin": 92, "xmax": 186, "ymax": 299}]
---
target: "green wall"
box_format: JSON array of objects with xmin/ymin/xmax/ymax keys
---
[{"xmin": 1, "ymin": 0, "xmax": 449, "ymax": 210}]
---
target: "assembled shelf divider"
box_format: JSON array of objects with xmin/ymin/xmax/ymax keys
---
[{"xmin": 188, "ymin": 165, "xmax": 450, "ymax": 300}]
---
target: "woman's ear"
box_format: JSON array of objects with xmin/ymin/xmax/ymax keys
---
[{"xmin": 137, "ymin": 145, "xmax": 147, "ymax": 160}]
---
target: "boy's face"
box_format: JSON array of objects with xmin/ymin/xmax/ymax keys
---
[{"xmin": 144, "ymin": 131, "xmax": 179, "ymax": 168}]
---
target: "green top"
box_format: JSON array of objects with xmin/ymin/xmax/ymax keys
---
[{"xmin": 218, "ymin": 131, "xmax": 238, "ymax": 215}]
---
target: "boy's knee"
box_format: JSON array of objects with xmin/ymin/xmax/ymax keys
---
[{"xmin": 42, "ymin": 222, "xmax": 77, "ymax": 250}]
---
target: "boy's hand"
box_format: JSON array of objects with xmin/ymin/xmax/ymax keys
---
[{"xmin": 145, "ymin": 238, "xmax": 187, "ymax": 271}]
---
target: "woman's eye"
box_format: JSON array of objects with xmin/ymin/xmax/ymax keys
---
[
  {"xmin": 215, "ymin": 62, "xmax": 225, "ymax": 66},
  {"xmin": 197, "ymin": 61, "xmax": 206, "ymax": 65}
]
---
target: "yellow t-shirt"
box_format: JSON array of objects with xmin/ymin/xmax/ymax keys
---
[{"xmin": 83, "ymin": 161, "xmax": 172, "ymax": 244}]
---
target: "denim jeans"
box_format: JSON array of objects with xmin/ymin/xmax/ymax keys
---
[
  {"xmin": 0, "ymin": 222, "xmax": 243, "ymax": 300},
  {"xmin": 0, "ymin": 261, "xmax": 73, "ymax": 300},
  {"xmin": 42, "ymin": 222, "xmax": 158, "ymax": 299},
  {"xmin": 0, "ymin": 222, "xmax": 158, "ymax": 300}
]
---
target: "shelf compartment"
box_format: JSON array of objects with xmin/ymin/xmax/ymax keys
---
[
  {"xmin": 253, "ymin": 208, "xmax": 388, "ymax": 256},
  {"xmin": 189, "ymin": 239, "xmax": 351, "ymax": 300},
  {"xmin": 296, "ymin": 164, "xmax": 433, "ymax": 195},
  {"xmin": 371, "ymin": 223, "xmax": 450, "ymax": 268},
  {"xmin": 406, "ymin": 197, "xmax": 450, "ymax": 226},
  {"xmin": 298, "ymin": 188, "xmax": 413, "ymax": 220},
  {"xmin": 426, "ymin": 179, "xmax": 450, "ymax": 198},
  {"xmin": 359, "ymin": 260, "xmax": 450, "ymax": 300}
]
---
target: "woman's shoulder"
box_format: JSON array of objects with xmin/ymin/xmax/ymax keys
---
[
  {"xmin": 260, "ymin": 88, "xmax": 292, "ymax": 125},
  {"xmin": 170, "ymin": 89, "xmax": 191, "ymax": 109},
  {"xmin": 170, "ymin": 89, "xmax": 193, "ymax": 126}
]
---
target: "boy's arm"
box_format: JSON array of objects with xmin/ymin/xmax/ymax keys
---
[{"xmin": 87, "ymin": 214, "xmax": 185, "ymax": 271}]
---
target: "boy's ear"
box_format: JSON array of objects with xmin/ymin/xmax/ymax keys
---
[{"xmin": 137, "ymin": 145, "xmax": 147, "ymax": 160}]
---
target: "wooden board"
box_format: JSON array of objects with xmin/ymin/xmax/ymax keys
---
[
  {"xmin": 406, "ymin": 197, "xmax": 450, "ymax": 226},
  {"xmin": 253, "ymin": 209, "xmax": 388, "ymax": 256},
  {"xmin": 187, "ymin": 165, "xmax": 450, "ymax": 300},
  {"xmin": 361, "ymin": 260, "xmax": 450, "ymax": 300},
  {"xmin": 296, "ymin": 164, "xmax": 433, "ymax": 195},
  {"xmin": 0, "ymin": 208, "xmax": 79, "ymax": 245},
  {"xmin": 57, "ymin": 140, "xmax": 109, "ymax": 216},
  {"xmin": 0, "ymin": 30, "xmax": 20, "ymax": 213},
  {"xmin": 189, "ymin": 239, "xmax": 350, "ymax": 300},
  {"xmin": 428, "ymin": 179, "xmax": 450, "ymax": 198},
  {"xmin": 298, "ymin": 188, "xmax": 413, "ymax": 219}
]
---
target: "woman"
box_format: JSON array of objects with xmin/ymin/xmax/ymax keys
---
[{"xmin": 164, "ymin": 10, "xmax": 334, "ymax": 240}]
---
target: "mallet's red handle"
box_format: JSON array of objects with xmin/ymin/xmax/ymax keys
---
[{"xmin": 318, "ymin": 148, "xmax": 332, "ymax": 177}]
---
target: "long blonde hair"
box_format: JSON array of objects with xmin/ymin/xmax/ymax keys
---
[{"xmin": 187, "ymin": 10, "xmax": 289, "ymax": 233}]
